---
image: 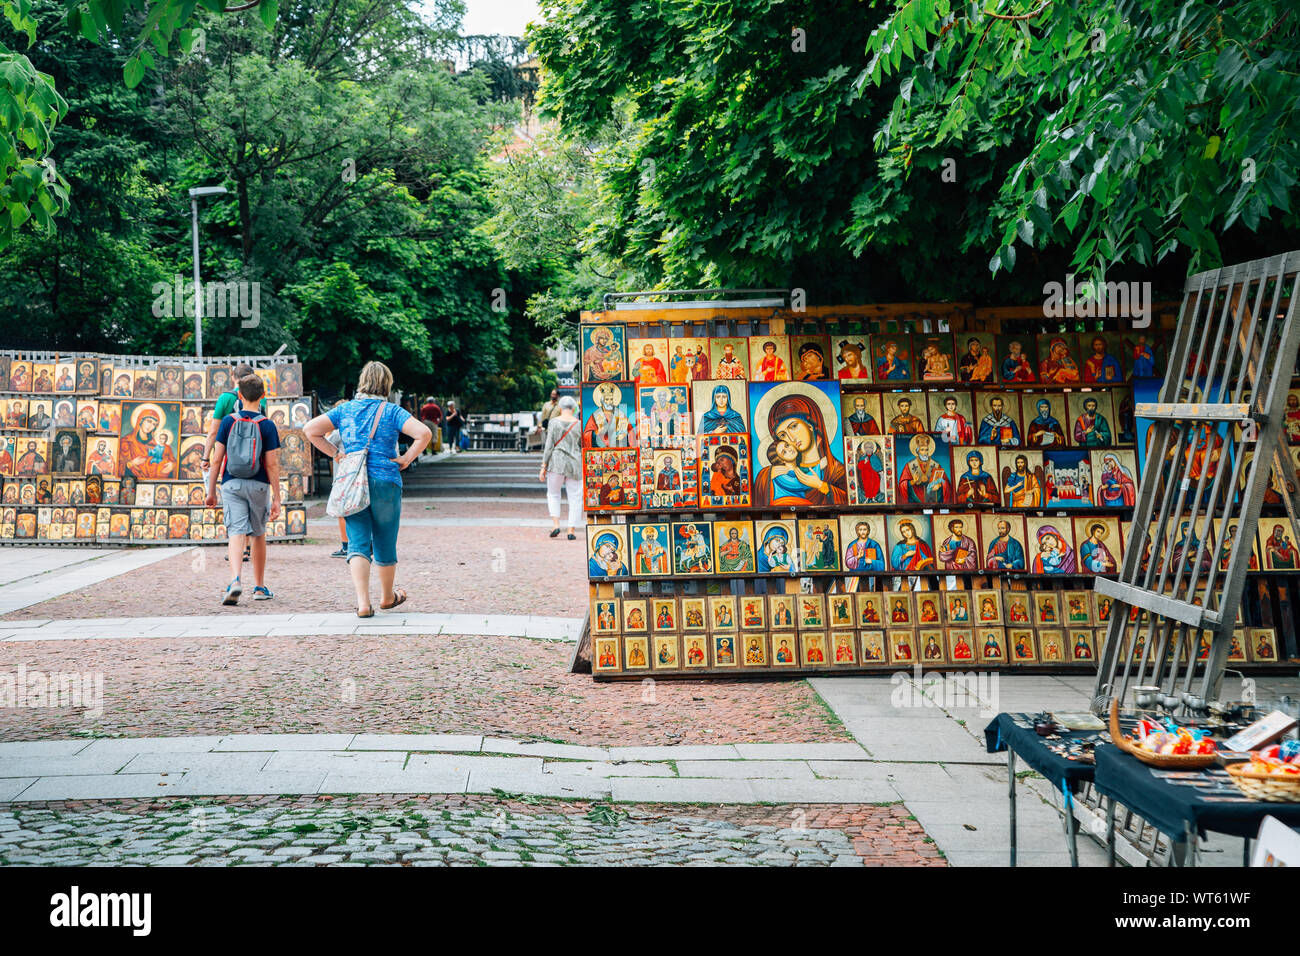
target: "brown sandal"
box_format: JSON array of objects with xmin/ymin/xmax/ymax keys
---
[
  {"xmin": 380, "ymin": 588, "xmax": 407, "ymax": 610},
  {"xmin": 357, "ymin": 606, "xmax": 374, "ymax": 618}
]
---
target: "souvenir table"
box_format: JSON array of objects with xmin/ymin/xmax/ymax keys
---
[
  {"xmin": 984, "ymin": 711, "xmax": 1107, "ymax": 866},
  {"xmin": 1093, "ymin": 744, "xmax": 1300, "ymax": 866}
]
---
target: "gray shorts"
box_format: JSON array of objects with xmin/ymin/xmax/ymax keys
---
[{"xmin": 221, "ymin": 478, "xmax": 271, "ymax": 537}]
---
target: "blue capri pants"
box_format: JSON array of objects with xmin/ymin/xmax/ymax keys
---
[{"xmin": 345, "ymin": 478, "xmax": 402, "ymax": 566}]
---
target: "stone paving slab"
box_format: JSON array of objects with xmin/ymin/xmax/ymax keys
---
[
  {"xmin": 261, "ymin": 751, "xmax": 406, "ymax": 773},
  {"xmin": 0, "ymin": 778, "xmax": 35, "ymax": 801},
  {"xmin": 318, "ymin": 770, "xmax": 470, "ymax": 795},
  {"xmin": 480, "ymin": 738, "xmax": 610, "ymax": 761},
  {"xmin": 610, "ymin": 777, "xmax": 758, "ymax": 804},
  {"xmin": 466, "ymin": 770, "xmax": 611, "ymax": 801},
  {"xmin": 748, "ymin": 779, "xmax": 900, "ymax": 804},
  {"xmin": 166, "ymin": 770, "xmax": 327, "ymax": 797},
  {"xmin": 347, "ymin": 734, "xmax": 484, "ymax": 752},
  {"xmin": 407, "ymin": 753, "xmax": 545, "ymax": 775},
  {"xmin": 674, "ymin": 760, "xmax": 816, "ymax": 780},
  {"xmin": 79, "ymin": 736, "xmax": 226, "ymax": 756},
  {"xmin": 608, "ymin": 745, "xmax": 741, "ymax": 761},
  {"xmin": 18, "ymin": 773, "xmax": 176, "ymax": 801},
  {"xmin": 121, "ymin": 752, "xmax": 271, "ymax": 774},
  {"xmin": 0, "ymin": 740, "xmax": 90, "ymax": 758},
  {"xmin": 213, "ymin": 734, "xmax": 357, "ymax": 752},
  {"xmin": 731, "ymin": 743, "xmax": 868, "ymax": 760},
  {"xmin": 0, "ymin": 754, "xmax": 134, "ymax": 777},
  {"xmin": 541, "ymin": 761, "xmax": 676, "ymax": 778}
]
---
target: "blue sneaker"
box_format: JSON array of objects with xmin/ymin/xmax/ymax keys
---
[
  {"xmin": 252, "ymin": 586, "xmax": 274, "ymax": 601},
  {"xmin": 223, "ymin": 578, "xmax": 242, "ymax": 606}
]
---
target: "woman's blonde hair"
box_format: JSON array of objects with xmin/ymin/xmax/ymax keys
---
[{"xmin": 356, "ymin": 361, "xmax": 393, "ymax": 397}]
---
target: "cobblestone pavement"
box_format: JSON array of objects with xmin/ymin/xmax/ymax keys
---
[
  {"xmin": 4, "ymin": 500, "xmax": 590, "ymax": 621},
  {"xmin": 0, "ymin": 794, "xmax": 944, "ymax": 866},
  {"xmin": 0, "ymin": 633, "xmax": 851, "ymax": 744}
]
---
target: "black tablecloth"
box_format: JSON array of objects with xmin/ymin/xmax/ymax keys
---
[
  {"xmin": 984, "ymin": 713, "xmax": 1100, "ymax": 795},
  {"xmin": 1093, "ymin": 744, "xmax": 1300, "ymax": 840}
]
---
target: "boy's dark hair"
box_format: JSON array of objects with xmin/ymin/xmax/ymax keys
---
[{"xmin": 238, "ymin": 374, "xmax": 265, "ymax": 402}]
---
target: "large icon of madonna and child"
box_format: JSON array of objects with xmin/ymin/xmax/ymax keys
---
[{"xmin": 748, "ymin": 381, "xmax": 848, "ymax": 506}]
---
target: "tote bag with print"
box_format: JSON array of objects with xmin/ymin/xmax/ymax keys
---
[{"xmin": 326, "ymin": 403, "xmax": 385, "ymax": 517}]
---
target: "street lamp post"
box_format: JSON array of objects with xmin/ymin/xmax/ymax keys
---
[{"xmin": 188, "ymin": 185, "xmax": 228, "ymax": 358}]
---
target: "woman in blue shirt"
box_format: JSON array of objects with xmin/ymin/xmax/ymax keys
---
[{"xmin": 304, "ymin": 361, "xmax": 433, "ymax": 617}]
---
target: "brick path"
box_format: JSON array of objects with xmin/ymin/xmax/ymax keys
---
[{"xmin": 0, "ymin": 795, "xmax": 944, "ymax": 866}]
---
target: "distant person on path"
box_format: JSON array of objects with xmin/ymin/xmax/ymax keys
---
[
  {"xmin": 303, "ymin": 361, "xmax": 433, "ymax": 617},
  {"xmin": 540, "ymin": 389, "xmax": 561, "ymax": 428},
  {"xmin": 445, "ymin": 400, "xmax": 464, "ymax": 453},
  {"xmin": 419, "ymin": 396, "xmax": 442, "ymax": 454},
  {"xmin": 207, "ymin": 374, "xmax": 281, "ymax": 605},
  {"xmin": 539, "ymin": 395, "xmax": 583, "ymax": 540}
]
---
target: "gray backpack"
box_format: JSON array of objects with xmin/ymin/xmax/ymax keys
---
[{"xmin": 226, "ymin": 413, "xmax": 266, "ymax": 479}]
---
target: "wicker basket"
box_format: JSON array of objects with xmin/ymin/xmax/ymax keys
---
[
  {"xmin": 1108, "ymin": 699, "xmax": 1220, "ymax": 770},
  {"xmin": 1225, "ymin": 762, "xmax": 1300, "ymax": 802}
]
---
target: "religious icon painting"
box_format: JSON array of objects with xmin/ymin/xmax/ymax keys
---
[
  {"xmin": 670, "ymin": 520, "xmax": 712, "ymax": 572},
  {"xmin": 13, "ymin": 438, "xmax": 49, "ymax": 477},
  {"xmin": 1027, "ymin": 517, "xmax": 1078, "ymax": 575},
  {"xmin": 741, "ymin": 632, "xmax": 768, "ymax": 667},
  {"xmin": 75, "ymin": 399, "xmax": 98, "ymax": 431},
  {"xmin": 915, "ymin": 593, "xmax": 942, "ymax": 626},
  {"xmin": 1213, "ymin": 518, "xmax": 1260, "ymax": 572},
  {"xmin": 768, "ymin": 593, "xmax": 796, "ymax": 630},
  {"xmin": 911, "ymin": 332, "xmax": 955, "ymax": 383},
  {"xmin": 1044, "ymin": 450, "xmax": 1093, "ymax": 508},
  {"xmin": 129, "ymin": 368, "xmax": 157, "ymax": 400},
  {"xmin": 117, "ymin": 401, "xmax": 180, "ymax": 480},
  {"xmin": 998, "ymin": 449, "xmax": 1045, "ymax": 509},
  {"xmin": 53, "ymin": 398, "xmax": 77, "ymax": 429},
  {"xmin": 748, "ymin": 380, "xmax": 848, "ymax": 507},
  {"xmin": 973, "ymin": 628, "xmax": 1002, "ymax": 664},
  {"xmin": 3, "ymin": 399, "xmax": 25, "ymax": 430},
  {"xmin": 683, "ymin": 634, "xmax": 709, "ymax": 668},
  {"xmin": 870, "ymin": 334, "xmax": 912, "ymax": 383},
  {"xmin": 629, "ymin": 522, "xmax": 672, "ymax": 576},
  {"xmin": 32, "ymin": 362, "xmax": 55, "ymax": 393},
  {"xmin": 179, "ymin": 405, "xmax": 205, "ymax": 438},
  {"xmin": 0, "ymin": 355, "xmax": 9, "ymax": 390},
  {"xmin": 622, "ymin": 599, "xmax": 649, "ymax": 635},
  {"xmin": 698, "ymin": 434, "xmax": 751, "ymax": 507},
  {"xmin": 254, "ymin": 367, "xmax": 278, "ymax": 399},
  {"xmin": 582, "ymin": 382, "xmax": 636, "ymax": 449},
  {"xmin": 895, "ymin": 434, "xmax": 953, "ymax": 505},
  {"xmin": 860, "ymin": 630, "xmax": 887, "ymax": 665},
  {"xmin": 972, "ymin": 393, "xmax": 1023, "ymax": 450},
  {"xmin": 266, "ymin": 401, "xmax": 292, "ymax": 430},
  {"xmin": 974, "ymin": 589, "xmax": 1003, "ymax": 625},
  {"xmin": 1009, "ymin": 628, "xmax": 1037, "ymax": 663},
  {"xmin": 800, "ymin": 631, "xmax": 829, "ymax": 667},
  {"xmin": 580, "ymin": 324, "xmax": 627, "ymax": 383},
  {"xmin": 1022, "ymin": 394, "xmax": 1069, "ymax": 449},
  {"xmin": 1031, "ymin": 590, "xmax": 1061, "ymax": 627},
  {"xmin": 828, "ymin": 594, "xmax": 854, "ymax": 629},
  {"xmin": 1260, "ymin": 520, "xmax": 1300, "ymax": 570},
  {"xmin": 1091, "ymin": 449, "xmax": 1138, "ymax": 508},
  {"xmin": 8, "ymin": 359, "xmax": 33, "ymax": 393},
  {"xmin": 883, "ymin": 392, "xmax": 928, "ymax": 435},
  {"xmin": 1113, "ymin": 386, "xmax": 1137, "ymax": 445},
  {"xmin": 205, "ymin": 365, "xmax": 233, "ymax": 399},
  {"xmin": 1081, "ymin": 334, "xmax": 1126, "ymax": 384},
  {"xmin": 586, "ymin": 525, "xmax": 631, "ymax": 580},
  {"xmin": 1063, "ymin": 590, "xmax": 1093, "ymax": 626},
  {"xmin": 647, "ymin": 598, "xmax": 676, "ymax": 634},
  {"xmin": 712, "ymin": 633, "xmax": 738, "ymax": 670},
  {"xmin": 27, "ymin": 398, "xmax": 53, "ymax": 431},
  {"xmin": 288, "ymin": 399, "xmax": 311, "ymax": 430},
  {"xmin": 652, "ymin": 634, "xmax": 680, "ymax": 670},
  {"xmin": 13, "ymin": 508, "xmax": 35, "ymax": 539},
  {"xmin": 832, "ymin": 336, "xmax": 871, "ymax": 382},
  {"xmin": 278, "ymin": 429, "xmax": 310, "ymax": 476},
  {"xmin": 714, "ymin": 519, "xmax": 757, "ymax": 574},
  {"xmin": 665, "ymin": 337, "xmax": 710, "ymax": 384},
  {"xmin": 1069, "ymin": 629, "xmax": 1096, "ymax": 663},
  {"xmin": 689, "ymin": 381, "xmax": 752, "ymax": 446},
  {"xmin": 181, "ymin": 369, "xmax": 205, "ymax": 401},
  {"xmin": 0, "ymin": 439, "xmax": 13, "ymax": 478},
  {"xmin": 798, "ymin": 517, "xmax": 841, "ymax": 572},
  {"xmin": 797, "ymin": 594, "xmax": 826, "ymax": 630},
  {"xmin": 1124, "ymin": 331, "xmax": 1162, "ymax": 379},
  {"xmin": 96, "ymin": 400, "xmax": 122, "ymax": 435},
  {"xmin": 639, "ymin": 445, "xmax": 697, "ymax": 509},
  {"xmin": 53, "ymin": 362, "xmax": 76, "ymax": 394},
  {"xmin": 1247, "ymin": 628, "xmax": 1279, "ymax": 663},
  {"xmin": 108, "ymin": 508, "xmax": 129, "ymax": 539},
  {"xmin": 739, "ymin": 595, "xmax": 766, "ymax": 631},
  {"xmin": 276, "ymin": 363, "xmax": 303, "ymax": 397},
  {"xmin": 887, "ymin": 515, "xmax": 936, "ymax": 573},
  {"xmin": 1067, "ymin": 391, "xmax": 1115, "ymax": 449},
  {"xmin": 932, "ymin": 513, "xmax": 981, "ymax": 572},
  {"xmin": 950, "ymin": 446, "xmax": 999, "ymax": 507},
  {"xmin": 681, "ymin": 597, "xmax": 707, "ymax": 633},
  {"xmin": 155, "ymin": 364, "xmax": 184, "ymax": 400},
  {"xmin": 839, "ymin": 515, "xmax": 887, "ymax": 576},
  {"xmin": 995, "ymin": 334, "xmax": 1037, "ymax": 384},
  {"xmin": 843, "ymin": 435, "xmax": 894, "ymax": 506},
  {"xmin": 77, "ymin": 508, "xmax": 98, "ymax": 540},
  {"xmin": 709, "ymin": 337, "xmax": 748, "ymax": 382},
  {"xmin": 947, "ymin": 628, "xmax": 976, "ymax": 663},
  {"xmin": 135, "ymin": 483, "xmax": 155, "ymax": 508},
  {"xmin": 35, "ymin": 506, "xmax": 51, "ymax": 540},
  {"xmin": 1035, "ymin": 333, "xmax": 1082, "ymax": 384},
  {"xmin": 1038, "ymin": 630, "xmax": 1067, "ymax": 663},
  {"xmin": 927, "ymin": 391, "xmax": 975, "ymax": 446},
  {"xmin": 175, "ymin": 436, "xmax": 204, "ymax": 481},
  {"xmin": 626, "ymin": 337, "xmax": 669, "ymax": 387},
  {"xmin": 1224, "ymin": 628, "xmax": 1248, "ymax": 664},
  {"xmin": 789, "ymin": 335, "xmax": 832, "ymax": 382},
  {"xmin": 1285, "ymin": 388, "xmax": 1300, "ymax": 446},
  {"xmin": 918, "ymin": 628, "xmax": 946, "ymax": 664},
  {"xmin": 841, "ymin": 391, "xmax": 883, "ymax": 438},
  {"xmin": 885, "ymin": 592, "xmax": 913, "ymax": 627},
  {"xmin": 1005, "ymin": 591, "xmax": 1031, "ymax": 626},
  {"xmin": 623, "ymin": 635, "xmax": 651, "ymax": 671},
  {"xmin": 954, "ymin": 332, "xmax": 997, "ymax": 384},
  {"xmin": 636, "ymin": 384, "xmax": 691, "ymax": 445},
  {"xmin": 771, "ymin": 634, "xmax": 798, "ymax": 667},
  {"xmin": 944, "ymin": 591, "xmax": 972, "ymax": 626},
  {"xmin": 582, "ymin": 448, "xmax": 639, "ymax": 512},
  {"xmin": 887, "ymin": 629, "xmax": 916, "ymax": 665},
  {"xmin": 286, "ymin": 508, "xmax": 306, "ymax": 536},
  {"xmin": 1073, "ymin": 516, "xmax": 1122, "ymax": 575}
]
